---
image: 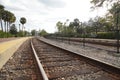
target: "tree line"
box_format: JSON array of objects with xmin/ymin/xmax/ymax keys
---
[
  {"xmin": 55, "ymin": 0, "xmax": 120, "ymax": 39},
  {"xmin": 31, "ymin": 29, "xmax": 48, "ymax": 36},
  {"xmin": 0, "ymin": 4, "xmax": 26, "ymax": 37}
]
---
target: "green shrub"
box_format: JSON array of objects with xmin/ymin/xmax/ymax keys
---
[
  {"xmin": 0, "ymin": 31, "xmax": 14, "ymax": 38},
  {"xmin": 96, "ymin": 32, "xmax": 116, "ymax": 39},
  {"xmin": 0, "ymin": 31, "xmax": 5, "ymax": 38}
]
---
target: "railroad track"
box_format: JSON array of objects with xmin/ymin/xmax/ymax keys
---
[
  {"xmin": 47, "ymin": 37, "xmax": 117, "ymax": 52},
  {"xmin": 47, "ymin": 37, "xmax": 118, "ymax": 47},
  {"xmin": 0, "ymin": 39, "xmax": 43, "ymax": 80},
  {"xmin": 31, "ymin": 38, "xmax": 120, "ymax": 80},
  {"xmin": 1, "ymin": 38, "xmax": 119, "ymax": 79}
]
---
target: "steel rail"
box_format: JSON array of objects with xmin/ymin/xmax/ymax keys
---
[
  {"xmin": 36, "ymin": 37, "xmax": 120, "ymax": 75},
  {"xmin": 31, "ymin": 40, "xmax": 49, "ymax": 80}
]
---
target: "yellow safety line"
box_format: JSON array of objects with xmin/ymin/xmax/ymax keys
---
[{"xmin": 0, "ymin": 38, "xmax": 28, "ymax": 54}]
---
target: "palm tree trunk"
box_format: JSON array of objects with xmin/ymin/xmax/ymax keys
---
[
  {"xmin": 0, "ymin": 19, "xmax": 3, "ymax": 31},
  {"xmin": 19, "ymin": 24, "xmax": 20, "ymax": 32},
  {"xmin": 4, "ymin": 21, "xmax": 6, "ymax": 33},
  {"xmin": 7, "ymin": 21, "xmax": 8, "ymax": 32},
  {"xmin": 22, "ymin": 24, "xmax": 24, "ymax": 36},
  {"xmin": 6, "ymin": 21, "xmax": 9, "ymax": 38},
  {"xmin": 9, "ymin": 22, "xmax": 11, "ymax": 32},
  {"xmin": 3, "ymin": 21, "xmax": 7, "ymax": 37}
]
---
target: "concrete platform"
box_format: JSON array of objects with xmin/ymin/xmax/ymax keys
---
[
  {"xmin": 38, "ymin": 37, "xmax": 120, "ymax": 69},
  {"xmin": 0, "ymin": 37, "xmax": 29, "ymax": 69}
]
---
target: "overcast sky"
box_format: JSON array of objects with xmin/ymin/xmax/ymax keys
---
[{"xmin": 0, "ymin": 0, "xmax": 108, "ymax": 33}]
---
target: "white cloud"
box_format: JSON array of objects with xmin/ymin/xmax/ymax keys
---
[
  {"xmin": 0, "ymin": 0, "xmax": 107, "ymax": 33},
  {"xmin": 38, "ymin": 0, "xmax": 66, "ymax": 8}
]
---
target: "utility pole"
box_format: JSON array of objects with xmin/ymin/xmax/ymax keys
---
[
  {"xmin": 80, "ymin": 22, "xmax": 85, "ymax": 47},
  {"xmin": 115, "ymin": 2, "xmax": 120, "ymax": 53}
]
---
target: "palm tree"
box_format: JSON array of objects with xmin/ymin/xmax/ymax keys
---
[
  {"xmin": 20, "ymin": 17, "xmax": 26, "ymax": 36},
  {"xmin": 2, "ymin": 10, "xmax": 16, "ymax": 33},
  {"xmin": 0, "ymin": 4, "xmax": 4, "ymax": 31},
  {"xmin": 73, "ymin": 18, "xmax": 80, "ymax": 33},
  {"xmin": 8, "ymin": 12, "xmax": 16, "ymax": 32},
  {"xmin": 2, "ymin": 10, "xmax": 8, "ymax": 32},
  {"xmin": 0, "ymin": 4, "xmax": 4, "ymax": 10},
  {"xmin": 1, "ymin": 10, "xmax": 10, "ymax": 38},
  {"xmin": 6, "ymin": 11, "xmax": 12, "ymax": 32},
  {"xmin": 56, "ymin": 21, "xmax": 63, "ymax": 33}
]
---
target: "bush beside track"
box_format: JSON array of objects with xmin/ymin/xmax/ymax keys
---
[
  {"xmin": 96, "ymin": 32, "xmax": 116, "ymax": 39},
  {"xmin": 0, "ymin": 31, "xmax": 13, "ymax": 38}
]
